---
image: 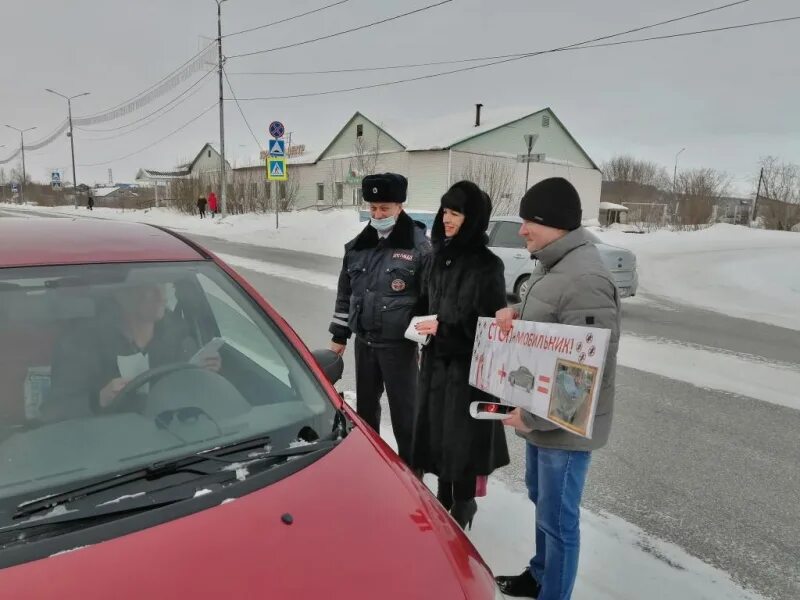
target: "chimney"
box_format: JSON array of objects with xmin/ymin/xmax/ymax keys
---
[{"xmin": 475, "ymin": 103, "xmax": 483, "ymax": 127}]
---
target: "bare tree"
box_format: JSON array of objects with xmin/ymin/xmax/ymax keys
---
[
  {"xmin": 602, "ymin": 155, "xmax": 671, "ymax": 189},
  {"xmin": 352, "ymin": 129, "xmax": 382, "ymax": 177},
  {"xmin": 755, "ymin": 156, "xmax": 800, "ymax": 230},
  {"xmin": 459, "ymin": 156, "xmax": 518, "ymax": 215},
  {"xmin": 673, "ymin": 168, "xmax": 730, "ymax": 228}
]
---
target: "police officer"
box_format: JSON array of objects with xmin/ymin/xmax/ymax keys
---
[{"xmin": 329, "ymin": 173, "xmax": 431, "ymax": 464}]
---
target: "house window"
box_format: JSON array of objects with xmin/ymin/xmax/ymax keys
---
[
  {"xmin": 250, "ymin": 182, "xmax": 258, "ymax": 197},
  {"xmin": 317, "ymin": 183, "xmax": 325, "ymax": 202},
  {"xmin": 336, "ymin": 182, "xmax": 344, "ymax": 201},
  {"xmin": 265, "ymin": 181, "xmax": 272, "ymax": 200},
  {"xmin": 208, "ymin": 149, "xmax": 211, "ymax": 157},
  {"xmin": 279, "ymin": 182, "xmax": 287, "ymax": 200},
  {"xmin": 542, "ymin": 114, "xmax": 550, "ymax": 128},
  {"xmin": 356, "ymin": 124, "xmax": 363, "ymax": 138}
]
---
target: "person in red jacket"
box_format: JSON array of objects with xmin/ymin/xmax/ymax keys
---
[{"xmin": 207, "ymin": 191, "xmax": 218, "ymax": 216}]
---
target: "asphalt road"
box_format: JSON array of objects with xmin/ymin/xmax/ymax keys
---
[{"xmin": 2, "ymin": 210, "xmax": 798, "ymax": 599}]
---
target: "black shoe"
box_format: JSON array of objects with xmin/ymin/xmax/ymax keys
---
[
  {"xmin": 449, "ymin": 499, "xmax": 477, "ymax": 530},
  {"xmin": 495, "ymin": 568, "xmax": 541, "ymax": 598}
]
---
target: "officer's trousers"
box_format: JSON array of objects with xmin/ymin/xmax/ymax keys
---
[{"xmin": 354, "ymin": 337, "xmax": 418, "ymax": 464}]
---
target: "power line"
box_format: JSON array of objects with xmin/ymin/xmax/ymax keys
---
[
  {"xmin": 77, "ymin": 103, "xmax": 216, "ymax": 168},
  {"xmin": 230, "ymin": 14, "xmax": 799, "ymax": 101},
  {"xmin": 223, "ymin": 68, "xmax": 263, "ymax": 151},
  {"xmin": 226, "ymin": 0, "xmax": 759, "ymax": 76},
  {"xmin": 76, "ymin": 42, "xmax": 216, "ymax": 120},
  {"xmin": 76, "ymin": 69, "xmax": 216, "ymax": 136},
  {"xmin": 224, "ymin": 0, "xmax": 352, "ymax": 39},
  {"xmin": 228, "ymin": 0, "xmax": 454, "ymax": 59}
]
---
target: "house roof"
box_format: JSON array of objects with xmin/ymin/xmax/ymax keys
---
[
  {"xmin": 313, "ymin": 107, "xmax": 599, "ymax": 169},
  {"xmin": 92, "ymin": 186, "xmax": 121, "ymax": 198}
]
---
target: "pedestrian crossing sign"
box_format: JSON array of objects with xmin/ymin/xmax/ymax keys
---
[{"xmin": 267, "ymin": 157, "xmax": 288, "ymax": 181}]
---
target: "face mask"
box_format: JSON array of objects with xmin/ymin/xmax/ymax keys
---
[{"xmin": 370, "ymin": 215, "xmax": 397, "ymax": 232}]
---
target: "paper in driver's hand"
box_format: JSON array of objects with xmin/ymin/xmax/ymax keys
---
[
  {"xmin": 405, "ymin": 315, "xmax": 437, "ymax": 346},
  {"xmin": 117, "ymin": 353, "xmax": 150, "ymax": 394},
  {"xmin": 190, "ymin": 337, "xmax": 224, "ymax": 365}
]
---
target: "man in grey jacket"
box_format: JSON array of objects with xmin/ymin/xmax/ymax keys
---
[{"xmin": 494, "ymin": 178, "xmax": 621, "ymax": 600}]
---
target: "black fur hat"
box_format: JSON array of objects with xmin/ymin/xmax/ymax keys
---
[
  {"xmin": 362, "ymin": 173, "xmax": 408, "ymax": 203},
  {"xmin": 431, "ymin": 180, "xmax": 492, "ymax": 250}
]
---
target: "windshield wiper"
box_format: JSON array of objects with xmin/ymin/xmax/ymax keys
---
[{"xmin": 13, "ymin": 435, "xmax": 336, "ymax": 520}]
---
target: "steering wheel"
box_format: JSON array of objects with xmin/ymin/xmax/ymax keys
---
[{"xmin": 111, "ymin": 362, "xmax": 204, "ymax": 409}]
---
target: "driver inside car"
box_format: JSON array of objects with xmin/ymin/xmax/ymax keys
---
[{"xmin": 46, "ymin": 283, "xmax": 220, "ymax": 422}]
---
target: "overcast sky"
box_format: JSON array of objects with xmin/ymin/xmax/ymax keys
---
[{"xmin": 1, "ymin": 0, "xmax": 798, "ymax": 194}]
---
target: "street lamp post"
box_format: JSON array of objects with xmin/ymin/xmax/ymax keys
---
[
  {"xmin": 46, "ymin": 89, "xmax": 90, "ymax": 208},
  {"xmin": 673, "ymin": 147, "xmax": 686, "ymax": 198},
  {"xmin": 523, "ymin": 134, "xmax": 539, "ymax": 192},
  {"xmin": 5, "ymin": 125, "xmax": 37, "ymax": 204}
]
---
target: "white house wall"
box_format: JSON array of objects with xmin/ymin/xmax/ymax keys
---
[
  {"xmin": 406, "ymin": 151, "xmax": 450, "ymax": 211},
  {"xmin": 453, "ymin": 110, "xmax": 595, "ymax": 170}
]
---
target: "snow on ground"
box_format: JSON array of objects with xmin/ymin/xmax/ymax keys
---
[
  {"xmin": 0, "ymin": 203, "xmax": 364, "ymax": 258},
  {"xmin": 338, "ymin": 393, "xmax": 764, "ymax": 600},
  {"xmin": 216, "ymin": 253, "xmax": 339, "ymax": 290},
  {"xmin": 594, "ymin": 224, "xmax": 800, "ymax": 331},
  {"xmin": 619, "ymin": 334, "xmax": 800, "ymax": 411}
]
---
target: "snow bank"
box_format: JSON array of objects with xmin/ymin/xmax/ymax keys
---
[
  {"xmin": 618, "ymin": 334, "xmax": 800, "ymax": 411},
  {"xmin": 595, "ymin": 224, "xmax": 800, "ymax": 331},
  {"xmin": 0, "ymin": 203, "xmax": 364, "ymax": 258}
]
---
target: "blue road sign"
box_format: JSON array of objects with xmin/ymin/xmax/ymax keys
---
[
  {"xmin": 269, "ymin": 121, "xmax": 285, "ymax": 138},
  {"xmin": 268, "ymin": 139, "xmax": 286, "ymax": 157}
]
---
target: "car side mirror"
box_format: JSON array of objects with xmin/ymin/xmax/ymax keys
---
[{"xmin": 311, "ymin": 349, "xmax": 344, "ymax": 385}]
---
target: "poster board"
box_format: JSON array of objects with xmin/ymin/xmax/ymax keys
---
[{"xmin": 469, "ymin": 318, "xmax": 611, "ymax": 438}]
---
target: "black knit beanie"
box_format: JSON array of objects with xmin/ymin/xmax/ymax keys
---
[{"xmin": 519, "ymin": 177, "xmax": 582, "ymax": 231}]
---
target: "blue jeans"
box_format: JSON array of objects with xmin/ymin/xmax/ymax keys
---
[{"xmin": 525, "ymin": 443, "xmax": 592, "ymax": 600}]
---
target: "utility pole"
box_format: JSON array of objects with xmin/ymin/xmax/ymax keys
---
[
  {"xmin": 751, "ymin": 167, "xmax": 764, "ymax": 226},
  {"xmin": 5, "ymin": 125, "xmax": 37, "ymax": 205},
  {"xmin": 216, "ymin": 0, "xmax": 229, "ymax": 216},
  {"xmin": 46, "ymin": 89, "xmax": 90, "ymax": 208},
  {"xmin": 672, "ymin": 147, "xmax": 686, "ymax": 222}
]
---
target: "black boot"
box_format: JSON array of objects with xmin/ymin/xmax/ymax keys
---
[
  {"xmin": 436, "ymin": 479, "xmax": 454, "ymax": 511},
  {"xmin": 449, "ymin": 499, "xmax": 477, "ymax": 530},
  {"xmin": 495, "ymin": 568, "xmax": 541, "ymax": 598}
]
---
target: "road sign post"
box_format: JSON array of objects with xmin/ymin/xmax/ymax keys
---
[{"xmin": 267, "ymin": 120, "xmax": 287, "ymax": 229}]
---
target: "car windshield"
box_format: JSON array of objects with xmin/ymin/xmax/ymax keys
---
[{"xmin": 0, "ymin": 261, "xmax": 336, "ymax": 503}]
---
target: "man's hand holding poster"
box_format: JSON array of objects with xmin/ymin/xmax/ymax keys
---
[{"xmin": 469, "ymin": 318, "xmax": 611, "ymax": 439}]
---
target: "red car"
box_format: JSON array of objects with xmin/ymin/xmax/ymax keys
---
[{"xmin": 0, "ymin": 218, "xmax": 501, "ymax": 599}]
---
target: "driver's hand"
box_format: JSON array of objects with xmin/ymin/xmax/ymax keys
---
[
  {"xmin": 202, "ymin": 353, "xmax": 222, "ymax": 373},
  {"xmin": 99, "ymin": 377, "xmax": 130, "ymax": 408}
]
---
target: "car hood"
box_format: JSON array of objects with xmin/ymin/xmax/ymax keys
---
[{"xmin": 0, "ymin": 427, "xmax": 495, "ymax": 600}]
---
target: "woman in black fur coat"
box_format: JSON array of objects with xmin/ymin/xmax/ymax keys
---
[{"xmin": 412, "ymin": 180, "xmax": 510, "ymax": 529}]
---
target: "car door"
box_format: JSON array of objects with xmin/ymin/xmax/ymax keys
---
[{"xmin": 489, "ymin": 220, "xmax": 531, "ymax": 293}]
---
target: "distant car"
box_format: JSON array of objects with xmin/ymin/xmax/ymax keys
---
[
  {"xmin": 508, "ymin": 366, "xmax": 535, "ymax": 392},
  {"xmin": 488, "ymin": 216, "xmax": 639, "ymax": 299},
  {"xmin": 0, "ymin": 218, "xmax": 501, "ymax": 599}
]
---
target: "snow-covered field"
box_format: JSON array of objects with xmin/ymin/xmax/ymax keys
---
[{"xmin": 4, "ymin": 203, "xmax": 798, "ymax": 330}]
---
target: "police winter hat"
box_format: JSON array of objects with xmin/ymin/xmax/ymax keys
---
[
  {"xmin": 519, "ymin": 177, "xmax": 582, "ymax": 231},
  {"xmin": 362, "ymin": 173, "xmax": 408, "ymax": 203}
]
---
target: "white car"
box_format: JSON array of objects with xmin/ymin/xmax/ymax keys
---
[{"xmin": 488, "ymin": 216, "xmax": 638, "ymax": 299}]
